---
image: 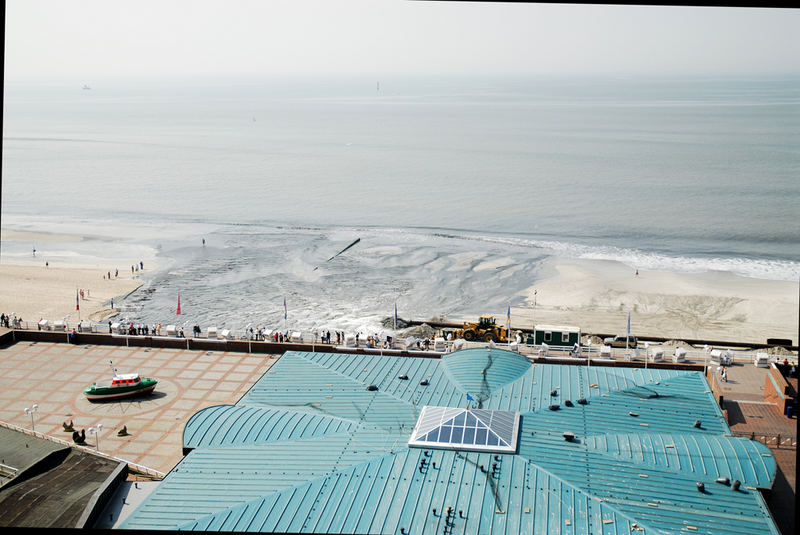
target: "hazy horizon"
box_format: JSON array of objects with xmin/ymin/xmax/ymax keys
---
[{"xmin": 5, "ymin": 1, "xmax": 800, "ymax": 82}]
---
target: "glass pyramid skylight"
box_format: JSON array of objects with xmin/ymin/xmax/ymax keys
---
[{"xmin": 408, "ymin": 406, "xmax": 520, "ymax": 454}]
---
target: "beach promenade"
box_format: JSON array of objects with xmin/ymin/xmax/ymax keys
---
[{"xmin": 0, "ymin": 335, "xmax": 278, "ymax": 475}]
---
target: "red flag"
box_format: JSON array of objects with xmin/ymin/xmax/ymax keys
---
[
  {"xmin": 177, "ymin": 292, "xmax": 181, "ymax": 315},
  {"xmin": 76, "ymin": 290, "xmax": 80, "ymax": 311}
]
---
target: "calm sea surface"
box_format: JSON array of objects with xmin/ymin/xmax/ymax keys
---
[{"xmin": 3, "ymin": 75, "xmax": 799, "ymax": 333}]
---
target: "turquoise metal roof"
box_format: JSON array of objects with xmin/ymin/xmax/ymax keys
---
[{"xmin": 121, "ymin": 348, "xmax": 779, "ymax": 534}]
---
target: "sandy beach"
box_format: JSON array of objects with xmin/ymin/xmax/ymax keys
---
[
  {"xmin": 2, "ymin": 228, "xmax": 798, "ymax": 346},
  {"xmin": 503, "ymin": 258, "xmax": 798, "ymax": 345},
  {"xmin": 0, "ymin": 264, "xmax": 142, "ymax": 325},
  {"xmin": 1, "ymin": 229, "xmax": 146, "ymax": 325}
]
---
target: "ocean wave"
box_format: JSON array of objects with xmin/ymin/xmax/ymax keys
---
[{"xmin": 344, "ymin": 225, "xmax": 800, "ymax": 282}]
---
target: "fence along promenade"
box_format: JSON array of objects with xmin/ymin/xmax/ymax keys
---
[{"xmin": 2, "ymin": 318, "xmax": 796, "ymax": 367}]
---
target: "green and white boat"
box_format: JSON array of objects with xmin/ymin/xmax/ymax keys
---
[{"xmin": 84, "ymin": 361, "xmax": 157, "ymax": 401}]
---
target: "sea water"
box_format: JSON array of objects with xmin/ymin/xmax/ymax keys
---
[{"xmin": 3, "ymin": 75, "xmax": 799, "ymax": 334}]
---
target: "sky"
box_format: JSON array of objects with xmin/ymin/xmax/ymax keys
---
[{"xmin": 4, "ymin": 1, "xmax": 800, "ymax": 81}]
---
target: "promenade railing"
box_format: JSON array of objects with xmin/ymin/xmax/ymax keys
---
[
  {"xmin": 0, "ymin": 420, "xmax": 166, "ymax": 480},
  {"xmin": 4, "ymin": 319, "xmax": 796, "ymax": 366}
]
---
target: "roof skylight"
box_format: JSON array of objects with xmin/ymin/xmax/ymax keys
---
[{"xmin": 408, "ymin": 406, "xmax": 520, "ymax": 454}]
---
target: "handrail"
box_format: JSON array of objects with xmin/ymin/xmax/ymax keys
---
[
  {"xmin": 0, "ymin": 421, "xmax": 165, "ymax": 479},
  {"xmin": 730, "ymin": 430, "xmax": 797, "ymax": 449}
]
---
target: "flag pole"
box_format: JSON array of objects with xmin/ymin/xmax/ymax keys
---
[
  {"xmin": 626, "ymin": 311, "xmax": 631, "ymax": 361},
  {"xmin": 507, "ymin": 305, "xmax": 511, "ymax": 346}
]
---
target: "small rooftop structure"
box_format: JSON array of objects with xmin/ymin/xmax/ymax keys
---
[
  {"xmin": 121, "ymin": 347, "xmax": 780, "ymax": 534},
  {"xmin": 0, "ymin": 427, "xmax": 123, "ymax": 528}
]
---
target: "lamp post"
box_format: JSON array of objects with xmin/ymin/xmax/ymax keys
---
[
  {"xmin": 88, "ymin": 423, "xmax": 103, "ymax": 452},
  {"xmin": 24, "ymin": 403, "xmax": 38, "ymax": 432}
]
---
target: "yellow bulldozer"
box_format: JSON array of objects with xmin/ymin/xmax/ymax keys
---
[{"xmin": 452, "ymin": 315, "xmax": 519, "ymax": 343}]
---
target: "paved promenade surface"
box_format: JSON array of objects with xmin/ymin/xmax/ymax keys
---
[
  {"xmin": 0, "ymin": 340, "xmax": 277, "ymax": 475},
  {"xmin": 715, "ymin": 362, "xmax": 797, "ymax": 535}
]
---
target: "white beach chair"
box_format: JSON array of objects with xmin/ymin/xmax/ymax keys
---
[
  {"xmin": 721, "ymin": 349, "xmax": 734, "ymax": 366},
  {"xmin": 754, "ymin": 353, "xmax": 770, "ymax": 368}
]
